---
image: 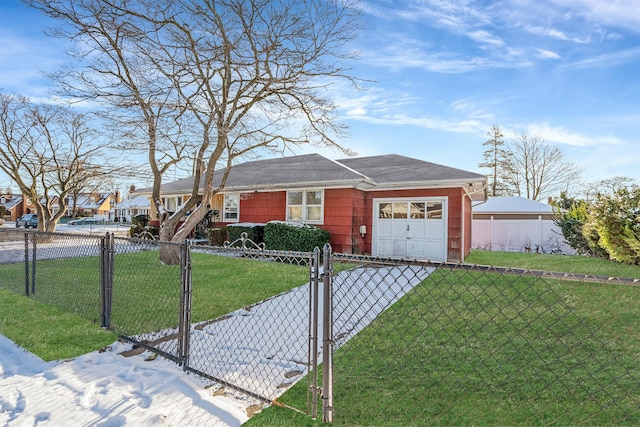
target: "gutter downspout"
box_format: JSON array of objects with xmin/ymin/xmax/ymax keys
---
[{"xmin": 462, "ymin": 182, "xmax": 488, "ymax": 263}]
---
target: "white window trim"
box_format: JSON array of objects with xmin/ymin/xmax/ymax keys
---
[
  {"xmin": 286, "ymin": 189, "xmax": 324, "ymax": 224},
  {"xmin": 372, "ymin": 196, "xmax": 448, "ymax": 261},
  {"xmin": 223, "ymin": 193, "xmax": 240, "ymax": 223},
  {"xmin": 161, "ymin": 196, "xmax": 184, "ymax": 212}
]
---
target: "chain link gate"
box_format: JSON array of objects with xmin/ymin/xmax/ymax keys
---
[{"xmin": 177, "ymin": 244, "xmax": 327, "ymax": 417}]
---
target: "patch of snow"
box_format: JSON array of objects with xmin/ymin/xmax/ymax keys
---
[{"xmin": 0, "ymin": 336, "xmax": 250, "ymax": 426}]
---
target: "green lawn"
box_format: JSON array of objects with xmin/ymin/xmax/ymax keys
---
[
  {"xmin": 0, "ymin": 250, "xmax": 309, "ymax": 359},
  {"xmin": 1, "ymin": 249, "xmax": 638, "ymax": 425},
  {"xmin": 0, "ymin": 287, "xmax": 116, "ymax": 361},
  {"xmin": 466, "ymin": 250, "xmax": 640, "ymax": 278},
  {"xmin": 247, "ymin": 251, "xmax": 640, "ymax": 426}
]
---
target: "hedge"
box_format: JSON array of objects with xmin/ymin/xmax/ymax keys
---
[
  {"xmin": 207, "ymin": 227, "xmax": 228, "ymax": 246},
  {"xmin": 263, "ymin": 221, "xmax": 330, "ymax": 252},
  {"xmin": 226, "ymin": 223, "xmax": 265, "ymax": 245}
]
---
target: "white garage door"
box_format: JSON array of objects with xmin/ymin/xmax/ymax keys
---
[{"xmin": 373, "ymin": 198, "xmax": 447, "ymax": 261}]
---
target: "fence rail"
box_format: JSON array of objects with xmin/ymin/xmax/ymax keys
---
[{"xmin": 0, "ymin": 228, "xmax": 638, "ymax": 425}]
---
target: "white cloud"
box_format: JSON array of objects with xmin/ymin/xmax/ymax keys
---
[
  {"xmin": 525, "ymin": 25, "xmax": 569, "ymax": 41},
  {"xmin": 356, "ymin": 113, "xmax": 485, "ymax": 134},
  {"xmin": 359, "ymin": 34, "xmax": 529, "ymax": 73},
  {"xmin": 535, "ymin": 48, "xmax": 561, "ymax": 59},
  {"xmin": 564, "ymin": 45, "xmax": 640, "ymax": 68},
  {"xmin": 526, "ymin": 123, "xmax": 623, "ymax": 147},
  {"xmin": 468, "ymin": 30, "xmax": 505, "ymax": 46},
  {"xmin": 449, "ymin": 98, "xmax": 496, "ymax": 122},
  {"xmin": 548, "ymin": 0, "xmax": 640, "ymax": 32}
]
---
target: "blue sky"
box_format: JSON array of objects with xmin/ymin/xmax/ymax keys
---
[{"xmin": 1, "ymin": 0, "xmax": 639, "ymax": 192}]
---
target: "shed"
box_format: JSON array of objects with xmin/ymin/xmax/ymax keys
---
[{"xmin": 472, "ymin": 196, "xmax": 573, "ymax": 254}]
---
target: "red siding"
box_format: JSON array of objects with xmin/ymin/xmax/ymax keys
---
[
  {"xmin": 322, "ymin": 188, "xmax": 367, "ymax": 254},
  {"xmin": 239, "ymin": 192, "xmax": 286, "ymax": 223},
  {"xmin": 232, "ymin": 187, "xmax": 471, "ymax": 261}
]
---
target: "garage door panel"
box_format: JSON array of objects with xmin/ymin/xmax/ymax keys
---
[
  {"xmin": 374, "ymin": 198, "xmax": 447, "ymax": 262},
  {"xmin": 378, "ymin": 221, "xmax": 393, "ymax": 237},
  {"xmin": 377, "ymin": 238, "xmax": 392, "ymax": 256},
  {"xmin": 392, "ymin": 221, "xmax": 408, "ymax": 238},
  {"xmin": 407, "ymin": 240, "xmax": 425, "ymax": 259},
  {"xmin": 393, "ymin": 239, "xmax": 407, "ymax": 258},
  {"xmin": 425, "ymin": 220, "xmax": 443, "ymax": 238},
  {"xmin": 408, "ymin": 221, "xmax": 425, "ymax": 238},
  {"xmin": 424, "ymin": 241, "xmax": 443, "ymax": 261}
]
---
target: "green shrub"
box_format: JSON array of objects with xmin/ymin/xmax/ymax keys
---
[
  {"xmin": 226, "ymin": 223, "xmax": 265, "ymax": 244},
  {"xmin": 264, "ymin": 221, "xmax": 330, "ymax": 252},
  {"xmin": 585, "ymin": 186, "xmax": 640, "ymax": 265},
  {"xmin": 132, "ymin": 214, "xmax": 150, "ymax": 227},
  {"xmin": 554, "ymin": 186, "xmax": 640, "ymax": 265},
  {"xmin": 207, "ymin": 227, "xmax": 228, "ymax": 246},
  {"xmin": 553, "ymin": 195, "xmax": 603, "ymax": 257}
]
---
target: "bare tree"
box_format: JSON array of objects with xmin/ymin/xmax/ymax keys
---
[
  {"xmin": 29, "ymin": 0, "xmax": 362, "ymax": 263},
  {"xmin": 479, "ymin": 125, "xmax": 509, "ymax": 197},
  {"xmin": 582, "ymin": 176, "xmax": 637, "ymax": 201},
  {"xmin": 502, "ymin": 130, "xmax": 583, "ymax": 201},
  {"xmin": 0, "ymin": 93, "xmax": 113, "ymax": 231}
]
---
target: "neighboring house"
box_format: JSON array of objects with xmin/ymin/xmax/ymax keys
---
[
  {"xmin": 134, "ymin": 154, "xmax": 487, "ymax": 262},
  {"xmin": 472, "ymin": 196, "xmax": 574, "ymax": 254},
  {"xmin": 66, "ymin": 193, "xmax": 116, "ymax": 220},
  {"xmin": 112, "ymin": 194, "xmax": 151, "ymax": 222},
  {"xmin": 0, "ymin": 194, "xmax": 27, "ymax": 221},
  {"xmin": 1, "ymin": 192, "xmax": 120, "ymax": 222}
]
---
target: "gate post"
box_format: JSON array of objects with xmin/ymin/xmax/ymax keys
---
[
  {"xmin": 31, "ymin": 233, "xmax": 37, "ymax": 295},
  {"xmin": 310, "ymin": 247, "xmax": 321, "ymax": 419},
  {"xmin": 100, "ymin": 233, "xmax": 114, "ymax": 329},
  {"xmin": 24, "ymin": 233, "xmax": 29, "ymax": 296},
  {"xmin": 321, "ymin": 243, "xmax": 333, "ymax": 422},
  {"xmin": 178, "ymin": 241, "xmax": 193, "ymax": 368}
]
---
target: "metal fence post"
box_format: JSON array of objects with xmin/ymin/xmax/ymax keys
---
[
  {"xmin": 321, "ymin": 243, "xmax": 334, "ymax": 423},
  {"xmin": 100, "ymin": 234, "xmax": 106, "ymax": 327},
  {"xmin": 24, "ymin": 233, "xmax": 29, "ymax": 296},
  {"xmin": 178, "ymin": 241, "xmax": 193, "ymax": 368},
  {"xmin": 310, "ymin": 247, "xmax": 321, "ymax": 419},
  {"xmin": 100, "ymin": 233, "xmax": 114, "ymax": 329},
  {"xmin": 31, "ymin": 233, "xmax": 37, "ymax": 295}
]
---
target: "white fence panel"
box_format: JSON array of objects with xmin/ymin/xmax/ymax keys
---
[{"xmin": 472, "ymin": 217, "xmax": 574, "ymax": 254}]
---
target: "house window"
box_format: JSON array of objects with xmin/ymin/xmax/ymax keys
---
[
  {"xmin": 287, "ymin": 190, "xmax": 323, "ymax": 223},
  {"xmin": 223, "ymin": 194, "xmax": 239, "ymax": 222},
  {"xmin": 162, "ymin": 196, "xmax": 183, "ymax": 212},
  {"xmin": 427, "ymin": 201, "xmax": 443, "ymax": 219}
]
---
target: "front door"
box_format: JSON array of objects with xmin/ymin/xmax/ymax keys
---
[{"xmin": 374, "ymin": 198, "xmax": 447, "ymax": 261}]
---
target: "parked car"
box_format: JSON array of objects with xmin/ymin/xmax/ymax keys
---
[
  {"xmin": 16, "ymin": 214, "xmax": 38, "ymax": 228},
  {"xmin": 67, "ymin": 217, "xmax": 101, "ymax": 226}
]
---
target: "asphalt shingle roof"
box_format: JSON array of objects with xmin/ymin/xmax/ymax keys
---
[
  {"xmin": 137, "ymin": 153, "xmax": 486, "ymax": 195},
  {"xmin": 221, "ymin": 153, "xmax": 368, "ymax": 188},
  {"xmin": 337, "ymin": 154, "xmax": 485, "ymax": 184}
]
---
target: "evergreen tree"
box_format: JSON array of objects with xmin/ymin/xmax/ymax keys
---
[{"xmin": 479, "ymin": 125, "xmax": 508, "ymax": 196}]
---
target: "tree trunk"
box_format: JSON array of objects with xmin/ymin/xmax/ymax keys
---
[{"xmin": 159, "ymin": 242, "xmax": 182, "ymax": 265}]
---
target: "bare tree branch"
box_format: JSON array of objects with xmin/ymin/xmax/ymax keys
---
[
  {"xmin": 29, "ymin": 0, "xmax": 363, "ymax": 263},
  {"xmin": 503, "ymin": 130, "xmax": 583, "ymax": 201},
  {"xmin": 0, "ymin": 93, "xmax": 118, "ymax": 231}
]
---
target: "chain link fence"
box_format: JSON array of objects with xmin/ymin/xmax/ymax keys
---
[
  {"xmin": 2, "ymin": 228, "xmax": 639, "ymax": 425},
  {"xmin": 328, "ymin": 252, "xmax": 640, "ymax": 425},
  {"xmin": 0, "ymin": 229, "xmax": 319, "ymax": 414},
  {"xmin": 0, "ymin": 229, "xmax": 104, "ymax": 322}
]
